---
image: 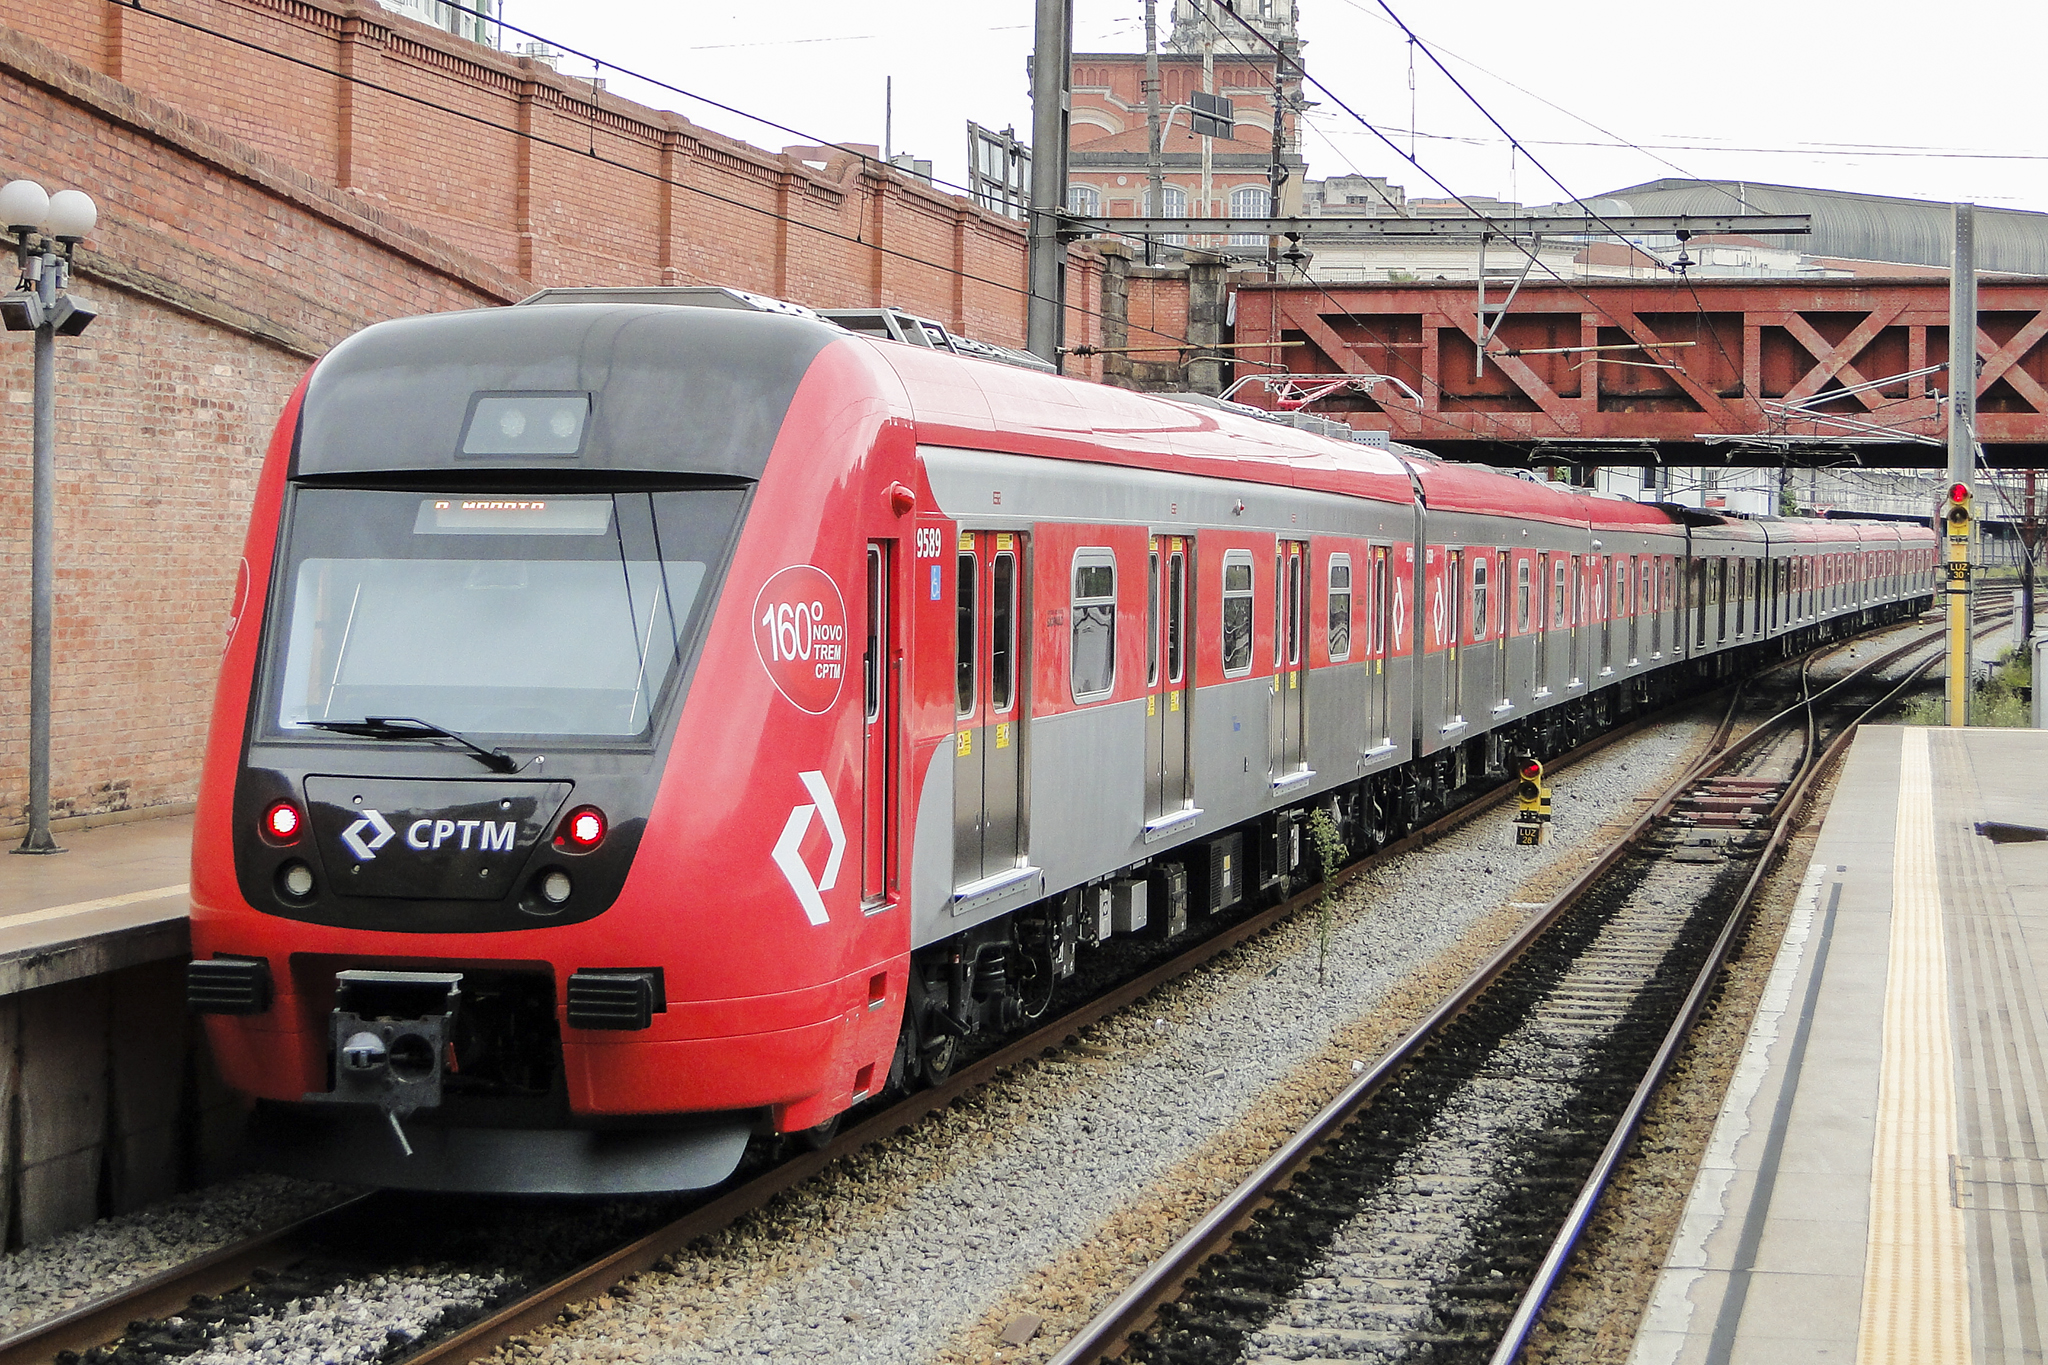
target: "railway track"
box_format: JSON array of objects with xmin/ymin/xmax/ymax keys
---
[
  {"xmin": 0, "ymin": 612, "xmax": 1993, "ymax": 1365},
  {"xmin": 1043, "ymin": 612, "xmax": 1997, "ymax": 1365}
]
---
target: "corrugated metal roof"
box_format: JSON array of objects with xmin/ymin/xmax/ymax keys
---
[{"xmin": 1579, "ymin": 179, "xmax": 2048, "ymax": 274}]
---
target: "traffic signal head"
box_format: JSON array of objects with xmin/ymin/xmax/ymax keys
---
[
  {"xmin": 1945, "ymin": 482, "xmax": 1972, "ymax": 528},
  {"xmin": 1517, "ymin": 757, "xmax": 1545, "ymax": 802}
]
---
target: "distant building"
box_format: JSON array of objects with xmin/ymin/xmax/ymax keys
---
[
  {"xmin": 1579, "ymin": 179, "xmax": 2048, "ymax": 275},
  {"xmin": 1066, "ymin": 2, "xmax": 1304, "ymax": 250}
]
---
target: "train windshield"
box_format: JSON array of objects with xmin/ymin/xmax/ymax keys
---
[{"xmin": 268, "ymin": 488, "xmax": 743, "ymax": 740}]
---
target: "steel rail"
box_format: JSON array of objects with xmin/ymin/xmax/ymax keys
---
[
  {"xmin": 1484, "ymin": 611, "xmax": 2011, "ymax": 1364},
  {"xmin": 0, "ymin": 1193, "xmax": 385, "ymax": 1365},
  {"xmin": 1045, "ymin": 612, "xmax": 1980, "ymax": 1365}
]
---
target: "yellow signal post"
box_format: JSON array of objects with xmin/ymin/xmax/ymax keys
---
[
  {"xmin": 1944, "ymin": 481, "xmax": 1973, "ymax": 725},
  {"xmin": 1514, "ymin": 757, "xmax": 1552, "ymax": 846}
]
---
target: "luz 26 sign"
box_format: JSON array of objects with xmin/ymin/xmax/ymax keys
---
[{"xmin": 752, "ymin": 564, "xmax": 849, "ymax": 714}]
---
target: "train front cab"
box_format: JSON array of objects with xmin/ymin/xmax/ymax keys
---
[{"xmin": 190, "ymin": 301, "xmax": 925, "ymax": 1192}]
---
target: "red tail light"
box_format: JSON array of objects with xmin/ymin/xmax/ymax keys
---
[
  {"xmin": 560, "ymin": 806, "xmax": 607, "ymax": 851},
  {"xmin": 264, "ymin": 801, "xmax": 303, "ymax": 842}
]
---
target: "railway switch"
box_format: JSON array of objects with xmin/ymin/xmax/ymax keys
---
[{"xmin": 1514, "ymin": 758, "xmax": 1552, "ymax": 846}]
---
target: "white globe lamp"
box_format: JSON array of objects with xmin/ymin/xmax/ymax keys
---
[
  {"xmin": 0, "ymin": 179, "xmax": 50, "ymax": 232},
  {"xmin": 45, "ymin": 190, "xmax": 97, "ymax": 242}
]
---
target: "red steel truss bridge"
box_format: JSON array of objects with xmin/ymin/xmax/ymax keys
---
[{"xmin": 1224, "ymin": 277, "xmax": 2048, "ymax": 468}]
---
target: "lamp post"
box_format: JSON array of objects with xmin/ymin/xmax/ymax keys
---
[{"xmin": 2, "ymin": 178, "xmax": 98, "ymax": 854}]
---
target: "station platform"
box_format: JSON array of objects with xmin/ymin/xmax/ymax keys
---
[
  {"xmin": 0, "ymin": 812, "xmax": 193, "ymax": 997},
  {"xmin": 1631, "ymin": 725, "xmax": 2048, "ymax": 1364}
]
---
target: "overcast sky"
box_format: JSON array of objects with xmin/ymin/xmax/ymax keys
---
[{"xmin": 502, "ymin": 0, "xmax": 2048, "ymax": 215}]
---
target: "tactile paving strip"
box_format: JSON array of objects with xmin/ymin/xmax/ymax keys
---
[{"xmin": 1856, "ymin": 726, "xmax": 1971, "ymax": 1364}]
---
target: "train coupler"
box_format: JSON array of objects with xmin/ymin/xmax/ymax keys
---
[{"xmin": 303, "ymin": 970, "xmax": 463, "ymax": 1156}]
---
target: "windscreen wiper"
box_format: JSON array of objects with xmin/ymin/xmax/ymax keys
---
[{"xmin": 301, "ymin": 717, "xmax": 523, "ymax": 775}]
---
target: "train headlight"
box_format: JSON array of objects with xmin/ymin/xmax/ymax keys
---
[
  {"xmin": 540, "ymin": 869, "xmax": 573, "ymax": 904},
  {"xmin": 558, "ymin": 806, "xmax": 607, "ymax": 851},
  {"xmin": 278, "ymin": 860, "xmax": 316, "ymax": 900},
  {"xmin": 263, "ymin": 800, "xmax": 304, "ymax": 843}
]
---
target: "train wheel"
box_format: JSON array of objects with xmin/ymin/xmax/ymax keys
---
[
  {"xmin": 920, "ymin": 1031, "xmax": 958, "ymax": 1087},
  {"xmin": 797, "ymin": 1114, "xmax": 841, "ymax": 1151}
]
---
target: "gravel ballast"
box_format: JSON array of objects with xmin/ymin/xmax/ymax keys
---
[{"xmin": 0, "ymin": 1175, "xmax": 348, "ymax": 1338}]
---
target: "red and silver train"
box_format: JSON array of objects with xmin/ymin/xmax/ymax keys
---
[{"xmin": 186, "ymin": 288, "xmax": 1937, "ymax": 1192}]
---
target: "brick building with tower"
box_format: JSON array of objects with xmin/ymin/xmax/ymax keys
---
[{"xmin": 1066, "ymin": 1, "xmax": 1305, "ymax": 233}]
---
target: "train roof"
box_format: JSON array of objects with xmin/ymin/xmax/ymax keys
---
[{"xmin": 293, "ymin": 299, "xmax": 1940, "ymax": 551}]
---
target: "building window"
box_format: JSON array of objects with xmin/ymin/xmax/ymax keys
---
[
  {"xmin": 1071, "ymin": 550, "xmax": 1117, "ymax": 702},
  {"xmin": 1146, "ymin": 184, "xmax": 1187, "ymax": 245},
  {"xmin": 1229, "ymin": 185, "xmax": 1270, "ymax": 245},
  {"xmin": 1067, "ymin": 184, "xmax": 1101, "ymax": 217}
]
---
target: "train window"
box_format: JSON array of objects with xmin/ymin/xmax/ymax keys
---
[
  {"xmin": 956, "ymin": 550, "xmax": 978, "ymax": 718},
  {"xmin": 1328, "ymin": 556, "xmax": 1353, "ymax": 661},
  {"xmin": 1447, "ymin": 550, "xmax": 1463, "ymax": 648},
  {"xmin": 1222, "ymin": 553, "xmax": 1254, "ymax": 676},
  {"xmin": 1516, "ymin": 559, "xmax": 1531, "ymax": 633},
  {"xmin": 1147, "ymin": 548, "xmax": 1161, "ymax": 688},
  {"xmin": 1372, "ymin": 548, "xmax": 1390, "ymax": 659},
  {"xmin": 865, "ymin": 547, "xmax": 884, "ymax": 723},
  {"xmin": 1168, "ymin": 549, "xmax": 1186, "ymax": 684},
  {"xmin": 1471, "ymin": 556, "xmax": 1488, "ymax": 641},
  {"xmin": 1273, "ymin": 551, "xmax": 1285, "ymax": 668},
  {"xmin": 1552, "ymin": 558, "xmax": 1568, "ymax": 628},
  {"xmin": 1640, "ymin": 561, "xmax": 1653, "ymax": 613},
  {"xmin": 1286, "ymin": 550, "xmax": 1304, "ymax": 667},
  {"xmin": 991, "ymin": 552, "xmax": 1016, "ymax": 713},
  {"xmin": 1071, "ymin": 551, "xmax": 1117, "ymax": 702},
  {"xmin": 1614, "ymin": 559, "xmax": 1629, "ymax": 616},
  {"xmin": 270, "ymin": 488, "xmax": 738, "ymax": 739}
]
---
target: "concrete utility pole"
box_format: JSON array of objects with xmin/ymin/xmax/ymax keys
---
[
  {"xmin": 1947, "ymin": 202, "xmax": 1977, "ymax": 726},
  {"xmin": 1142, "ymin": 0, "xmax": 1165, "ymax": 268},
  {"xmin": 1, "ymin": 178, "xmax": 99, "ymax": 853},
  {"xmin": 2023, "ymin": 468, "xmax": 2039, "ymax": 647},
  {"xmin": 1026, "ymin": 0, "xmax": 1072, "ymax": 366},
  {"xmin": 1266, "ymin": 34, "xmax": 1290, "ymax": 280}
]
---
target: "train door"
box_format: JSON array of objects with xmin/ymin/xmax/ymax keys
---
[
  {"xmin": 1371, "ymin": 545, "xmax": 1392, "ymax": 743},
  {"xmin": 1446, "ymin": 549, "xmax": 1466, "ymax": 721},
  {"xmin": 862, "ymin": 543, "xmax": 898, "ymax": 906},
  {"xmin": 1607, "ymin": 558, "xmax": 1624, "ymax": 671},
  {"xmin": 1637, "ymin": 559, "xmax": 1652, "ymax": 661},
  {"xmin": 1269, "ymin": 540, "xmax": 1308, "ymax": 776},
  {"xmin": 1145, "ymin": 535, "xmax": 1193, "ymax": 823},
  {"xmin": 1567, "ymin": 554, "xmax": 1583, "ymax": 685},
  {"xmin": 952, "ymin": 531, "xmax": 1026, "ymax": 888},
  {"xmin": 1493, "ymin": 551, "xmax": 1510, "ymax": 707},
  {"xmin": 1536, "ymin": 552, "xmax": 1553, "ymax": 690}
]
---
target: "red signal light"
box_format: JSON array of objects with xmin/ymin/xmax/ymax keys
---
[
  {"xmin": 1519, "ymin": 759, "xmax": 1543, "ymax": 780},
  {"xmin": 560, "ymin": 806, "xmax": 607, "ymax": 851},
  {"xmin": 1949, "ymin": 483, "xmax": 1970, "ymax": 504},
  {"xmin": 263, "ymin": 801, "xmax": 303, "ymax": 842}
]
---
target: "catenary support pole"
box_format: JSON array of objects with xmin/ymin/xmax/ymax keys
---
[
  {"xmin": 19, "ymin": 263, "xmax": 59, "ymax": 852},
  {"xmin": 1026, "ymin": 0, "xmax": 1071, "ymax": 366},
  {"xmin": 1947, "ymin": 202, "xmax": 1976, "ymax": 726},
  {"xmin": 1142, "ymin": 0, "xmax": 1164, "ymax": 269}
]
